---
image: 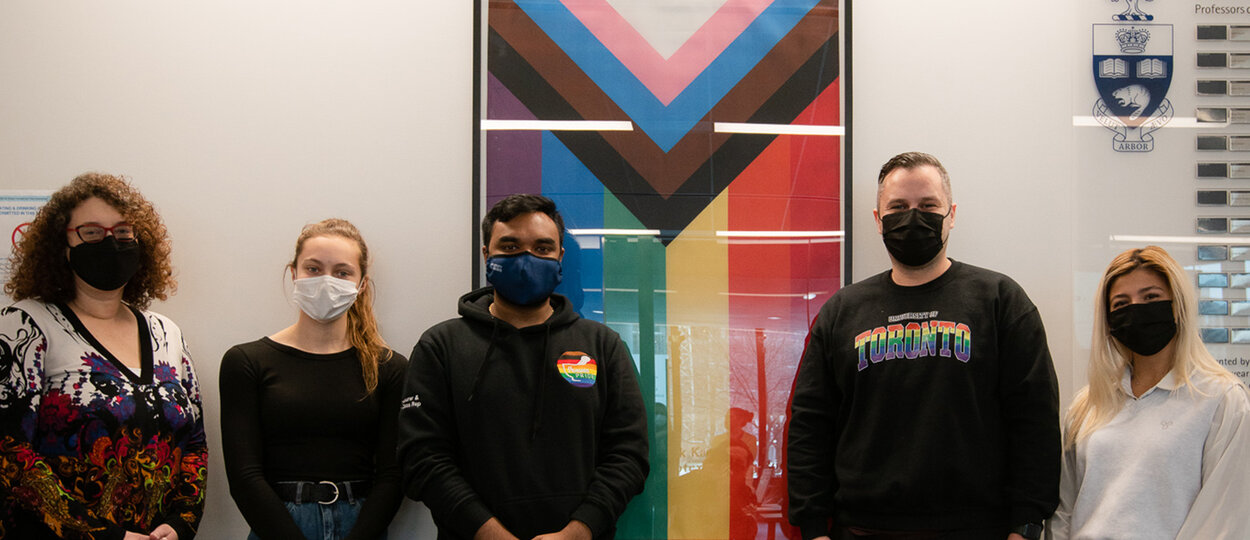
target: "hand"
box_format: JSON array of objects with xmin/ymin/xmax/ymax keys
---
[
  {"xmin": 1007, "ymin": 534, "xmax": 1026, "ymax": 540},
  {"xmin": 123, "ymin": 533, "xmax": 148, "ymax": 540},
  {"xmin": 149, "ymin": 524, "xmax": 178, "ymax": 540},
  {"xmin": 474, "ymin": 518, "xmax": 520, "ymax": 540},
  {"xmin": 532, "ymin": 520, "xmax": 591, "ymax": 540}
]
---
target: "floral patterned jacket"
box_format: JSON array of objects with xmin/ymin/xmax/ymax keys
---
[{"xmin": 0, "ymin": 299, "xmax": 207, "ymax": 540}]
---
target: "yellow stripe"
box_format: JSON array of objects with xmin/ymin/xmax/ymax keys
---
[{"xmin": 665, "ymin": 194, "xmax": 730, "ymax": 540}]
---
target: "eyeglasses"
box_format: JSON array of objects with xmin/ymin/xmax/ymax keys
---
[{"xmin": 67, "ymin": 223, "xmax": 137, "ymax": 243}]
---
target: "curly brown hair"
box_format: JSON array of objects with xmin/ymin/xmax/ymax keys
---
[{"xmin": 4, "ymin": 172, "xmax": 175, "ymax": 309}]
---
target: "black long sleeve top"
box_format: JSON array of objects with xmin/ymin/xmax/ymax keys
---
[{"xmin": 220, "ymin": 337, "xmax": 408, "ymax": 540}]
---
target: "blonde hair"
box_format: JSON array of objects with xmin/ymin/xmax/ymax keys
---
[
  {"xmin": 289, "ymin": 218, "xmax": 393, "ymax": 395},
  {"xmin": 1064, "ymin": 246, "xmax": 1242, "ymax": 449}
]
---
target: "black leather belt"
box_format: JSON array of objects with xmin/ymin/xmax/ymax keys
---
[{"xmin": 273, "ymin": 480, "xmax": 372, "ymax": 505}]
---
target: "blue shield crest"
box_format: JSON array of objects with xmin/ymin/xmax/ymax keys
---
[{"xmin": 1092, "ymin": 24, "xmax": 1173, "ymax": 152}]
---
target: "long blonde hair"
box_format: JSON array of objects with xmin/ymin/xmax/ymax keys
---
[
  {"xmin": 1064, "ymin": 246, "xmax": 1242, "ymax": 448},
  {"xmin": 289, "ymin": 218, "xmax": 393, "ymax": 395}
]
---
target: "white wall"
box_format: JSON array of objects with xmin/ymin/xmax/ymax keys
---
[
  {"xmin": 1, "ymin": 1, "xmax": 467, "ymax": 537},
  {"xmin": 2, "ymin": 1, "xmax": 1092, "ymax": 537}
]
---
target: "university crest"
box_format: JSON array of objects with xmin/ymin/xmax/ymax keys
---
[{"xmin": 1092, "ymin": 12, "xmax": 1173, "ymax": 152}]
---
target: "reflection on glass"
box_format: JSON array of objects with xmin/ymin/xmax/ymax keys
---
[
  {"xmin": 1230, "ymin": 328, "xmax": 1250, "ymax": 343},
  {"xmin": 1198, "ymin": 218, "xmax": 1229, "ymax": 234},
  {"xmin": 1199, "ymin": 300, "xmax": 1230, "ymax": 315},
  {"xmin": 1197, "ymin": 52, "xmax": 1229, "ymax": 68},
  {"xmin": 1198, "ymin": 162, "xmax": 1229, "ymax": 178},
  {"xmin": 1197, "ymin": 80, "xmax": 1228, "ymax": 96},
  {"xmin": 1197, "ymin": 190, "xmax": 1228, "ymax": 205},
  {"xmin": 1196, "ymin": 107, "xmax": 1229, "ymax": 123},
  {"xmin": 1198, "ymin": 25, "xmax": 1229, "ymax": 40},
  {"xmin": 1230, "ymin": 81, "xmax": 1250, "ymax": 97},
  {"xmin": 1202, "ymin": 327, "xmax": 1230, "ymax": 343},
  {"xmin": 1197, "ymin": 245, "xmax": 1229, "ymax": 261},
  {"xmin": 1197, "ymin": 135, "xmax": 1228, "ymax": 150},
  {"xmin": 1198, "ymin": 273, "xmax": 1230, "ymax": 288},
  {"xmin": 1231, "ymin": 53, "xmax": 1250, "ymax": 69}
]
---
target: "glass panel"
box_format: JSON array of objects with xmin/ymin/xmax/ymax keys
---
[
  {"xmin": 1198, "ymin": 273, "xmax": 1230, "ymax": 288},
  {"xmin": 1198, "ymin": 25, "xmax": 1229, "ymax": 40},
  {"xmin": 1198, "ymin": 245, "xmax": 1229, "ymax": 260},
  {"xmin": 1197, "ymin": 135, "xmax": 1228, "ymax": 150},
  {"xmin": 1202, "ymin": 327, "xmax": 1230, "ymax": 343},
  {"xmin": 1197, "ymin": 190, "xmax": 1228, "ymax": 205},
  {"xmin": 478, "ymin": 2, "xmax": 844, "ymax": 537},
  {"xmin": 1200, "ymin": 300, "xmax": 1230, "ymax": 315},
  {"xmin": 1197, "ymin": 80, "xmax": 1228, "ymax": 95}
]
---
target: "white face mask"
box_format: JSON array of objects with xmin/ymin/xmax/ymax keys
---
[{"xmin": 292, "ymin": 275, "xmax": 359, "ymax": 322}]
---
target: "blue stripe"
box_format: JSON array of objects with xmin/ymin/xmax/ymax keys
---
[
  {"xmin": 514, "ymin": 0, "xmax": 818, "ymax": 151},
  {"xmin": 541, "ymin": 131, "xmax": 605, "ymax": 321}
]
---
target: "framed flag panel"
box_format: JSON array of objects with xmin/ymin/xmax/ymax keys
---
[{"xmin": 474, "ymin": 1, "xmax": 848, "ymax": 537}]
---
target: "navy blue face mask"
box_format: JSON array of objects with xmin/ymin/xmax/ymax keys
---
[{"xmin": 486, "ymin": 252, "xmax": 562, "ymax": 307}]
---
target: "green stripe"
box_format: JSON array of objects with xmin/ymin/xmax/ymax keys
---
[{"xmin": 603, "ymin": 193, "xmax": 668, "ymax": 538}]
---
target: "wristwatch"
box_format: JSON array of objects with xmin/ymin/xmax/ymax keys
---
[{"xmin": 1011, "ymin": 523, "xmax": 1043, "ymax": 540}]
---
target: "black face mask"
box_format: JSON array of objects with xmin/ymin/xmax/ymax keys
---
[
  {"xmin": 880, "ymin": 208, "xmax": 948, "ymax": 267},
  {"xmin": 69, "ymin": 237, "xmax": 142, "ymax": 291},
  {"xmin": 1108, "ymin": 300, "xmax": 1177, "ymax": 356}
]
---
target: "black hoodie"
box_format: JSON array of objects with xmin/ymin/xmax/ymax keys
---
[{"xmin": 398, "ymin": 287, "xmax": 649, "ymax": 540}]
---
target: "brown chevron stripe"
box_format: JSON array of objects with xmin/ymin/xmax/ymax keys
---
[
  {"xmin": 489, "ymin": 0, "xmax": 839, "ymax": 197},
  {"xmin": 486, "ymin": 27, "xmax": 839, "ymax": 235}
]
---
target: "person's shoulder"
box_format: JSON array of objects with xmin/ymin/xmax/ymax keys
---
[
  {"xmin": 815, "ymin": 269, "xmax": 892, "ymax": 310},
  {"xmin": 221, "ymin": 337, "xmax": 273, "ymax": 366},
  {"xmin": 950, "ymin": 261, "xmax": 1034, "ymax": 298},
  {"xmin": 381, "ymin": 348, "xmax": 410, "ymax": 371},
  {"xmin": 419, "ymin": 316, "xmax": 480, "ymax": 342},
  {"xmin": 834, "ymin": 268, "xmax": 893, "ymax": 294},
  {"xmin": 0, "ymin": 299, "xmax": 48, "ymax": 337},
  {"xmin": 1190, "ymin": 368, "xmax": 1250, "ymax": 400},
  {"xmin": 2, "ymin": 298, "xmax": 40, "ymax": 319},
  {"xmin": 1199, "ymin": 372, "xmax": 1250, "ymax": 421},
  {"xmin": 3, "ymin": 298, "xmax": 53, "ymax": 318},
  {"xmin": 2, "ymin": 299, "xmax": 68, "ymax": 335},
  {"xmin": 955, "ymin": 260, "xmax": 1026, "ymax": 285}
]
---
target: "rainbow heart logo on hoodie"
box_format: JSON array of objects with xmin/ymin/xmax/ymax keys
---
[{"xmin": 556, "ymin": 351, "xmax": 597, "ymax": 388}]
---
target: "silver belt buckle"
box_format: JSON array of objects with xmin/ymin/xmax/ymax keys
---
[{"xmin": 318, "ymin": 481, "xmax": 340, "ymax": 505}]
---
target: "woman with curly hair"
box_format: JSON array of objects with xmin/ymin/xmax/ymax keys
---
[
  {"xmin": 220, "ymin": 218, "xmax": 406, "ymax": 540},
  {"xmin": 0, "ymin": 173, "xmax": 206, "ymax": 540},
  {"xmin": 1048, "ymin": 246, "xmax": 1250, "ymax": 539}
]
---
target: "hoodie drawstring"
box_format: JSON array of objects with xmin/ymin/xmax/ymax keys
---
[
  {"xmin": 467, "ymin": 319, "xmax": 501, "ymax": 402},
  {"xmin": 530, "ymin": 324, "xmax": 551, "ymax": 440}
]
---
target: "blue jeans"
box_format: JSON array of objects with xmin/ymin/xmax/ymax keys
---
[{"xmin": 247, "ymin": 497, "xmax": 386, "ymax": 540}]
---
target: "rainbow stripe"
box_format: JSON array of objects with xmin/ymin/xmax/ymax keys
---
[
  {"xmin": 557, "ymin": 351, "xmax": 599, "ymax": 387},
  {"xmin": 483, "ymin": 2, "xmax": 841, "ymax": 537}
]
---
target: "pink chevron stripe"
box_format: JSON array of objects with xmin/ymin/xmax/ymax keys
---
[{"xmin": 563, "ymin": 0, "xmax": 770, "ymax": 106}]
